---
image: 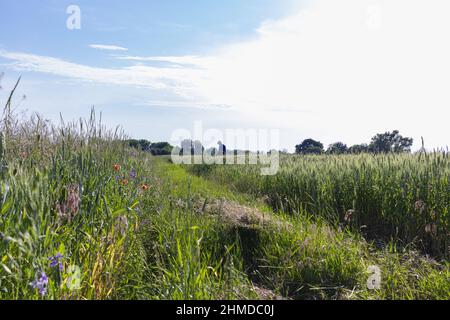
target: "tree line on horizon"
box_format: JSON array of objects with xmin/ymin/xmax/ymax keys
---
[
  {"xmin": 127, "ymin": 139, "xmax": 173, "ymax": 155},
  {"xmin": 127, "ymin": 130, "xmax": 415, "ymax": 156},
  {"xmin": 295, "ymin": 130, "xmax": 414, "ymax": 155}
]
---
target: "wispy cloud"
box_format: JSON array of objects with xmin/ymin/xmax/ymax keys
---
[
  {"xmin": 142, "ymin": 100, "xmax": 232, "ymax": 110},
  {"xmin": 0, "ymin": 49, "xmax": 214, "ymax": 108},
  {"xmin": 89, "ymin": 44, "xmax": 128, "ymax": 51},
  {"xmin": 114, "ymin": 55, "xmax": 202, "ymax": 66},
  {"xmin": 0, "ymin": 50, "xmax": 191, "ymax": 90}
]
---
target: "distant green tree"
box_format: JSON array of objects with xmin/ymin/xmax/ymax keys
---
[
  {"xmin": 295, "ymin": 139, "xmax": 324, "ymax": 154},
  {"xmin": 149, "ymin": 142, "xmax": 173, "ymax": 155},
  {"xmin": 138, "ymin": 139, "xmax": 151, "ymax": 151},
  {"xmin": 179, "ymin": 139, "xmax": 204, "ymax": 155},
  {"xmin": 348, "ymin": 144, "xmax": 370, "ymax": 154},
  {"xmin": 327, "ymin": 142, "xmax": 348, "ymax": 154},
  {"xmin": 128, "ymin": 139, "xmax": 173, "ymax": 155},
  {"xmin": 127, "ymin": 139, "xmax": 151, "ymax": 151},
  {"xmin": 369, "ymin": 130, "xmax": 413, "ymax": 153},
  {"xmin": 128, "ymin": 139, "xmax": 140, "ymax": 149},
  {"xmin": 193, "ymin": 140, "xmax": 204, "ymax": 155},
  {"xmin": 181, "ymin": 139, "xmax": 194, "ymax": 155}
]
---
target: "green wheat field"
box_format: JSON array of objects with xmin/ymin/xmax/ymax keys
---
[{"xmin": 0, "ymin": 99, "xmax": 448, "ymax": 300}]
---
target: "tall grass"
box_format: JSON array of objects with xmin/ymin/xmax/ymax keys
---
[
  {"xmin": 1, "ymin": 80, "xmax": 448, "ymax": 300},
  {"xmin": 0, "ymin": 102, "xmax": 153, "ymax": 299},
  {"xmin": 160, "ymin": 158, "xmax": 450, "ymax": 300},
  {"xmin": 188, "ymin": 153, "xmax": 450, "ymax": 258},
  {"xmin": 0, "ymin": 81, "xmax": 255, "ymax": 299}
]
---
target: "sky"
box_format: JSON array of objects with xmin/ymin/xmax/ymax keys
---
[{"xmin": 0, "ymin": 0, "xmax": 449, "ymax": 151}]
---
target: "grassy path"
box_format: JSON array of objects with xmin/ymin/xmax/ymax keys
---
[{"xmin": 146, "ymin": 157, "xmax": 450, "ymax": 300}]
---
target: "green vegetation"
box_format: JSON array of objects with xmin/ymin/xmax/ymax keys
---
[
  {"xmin": 0, "ymin": 108, "xmax": 260, "ymax": 299},
  {"xmin": 296, "ymin": 130, "xmax": 414, "ymax": 154},
  {"xmin": 1, "ymin": 117, "xmax": 448, "ymax": 299},
  {"xmin": 152, "ymin": 159, "xmax": 450, "ymax": 300},
  {"xmin": 0, "ymin": 82, "xmax": 448, "ymax": 300},
  {"xmin": 127, "ymin": 139, "xmax": 173, "ymax": 156},
  {"xmin": 188, "ymin": 153, "xmax": 449, "ymax": 258}
]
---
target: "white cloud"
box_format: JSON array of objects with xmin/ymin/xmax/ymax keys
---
[
  {"xmin": 115, "ymin": 55, "xmax": 202, "ymax": 66},
  {"xmin": 0, "ymin": 50, "xmax": 192, "ymax": 90},
  {"xmin": 142, "ymin": 100, "xmax": 232, "ymax": 110},
  {"xmin": 89, "ymin": 44, "xmax": 128, "ymax": 51},
  {"xmin": 1, "ymin": 0, "xmax": 450, "ymax": 149}
]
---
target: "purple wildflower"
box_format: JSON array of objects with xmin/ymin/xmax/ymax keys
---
[
  {"xmin": 49, "ymin": 253, "xmax": 63, "ymax": 271},
  {"xmin": 30, "ymin": 271, "xmax": 49, "ymax": 297},
  {"xmin": 129, "ymin": 169, "xmax": 137, "ymax": 179}
]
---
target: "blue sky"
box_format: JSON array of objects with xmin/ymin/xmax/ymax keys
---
[
  {"xmin": 1, "ymin": 1, "xmax": 298, "ymax": 60},
  {"xmin": 1, "ymin": 0, "xmax": 449, "ymax": 150}
]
